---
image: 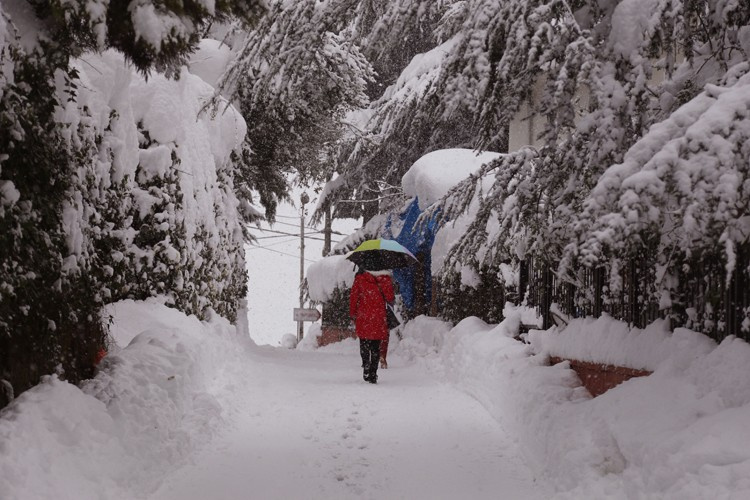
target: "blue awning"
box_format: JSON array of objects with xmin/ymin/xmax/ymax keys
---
[{"xmin": 383, "ymin": 198, "xmax": 440, "ymax": 311}]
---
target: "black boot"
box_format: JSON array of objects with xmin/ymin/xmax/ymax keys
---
[{"xmin": 360, "ymin": 339, "xmax": 380, "ymax": 384}]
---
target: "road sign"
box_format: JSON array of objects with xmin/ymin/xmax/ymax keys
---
[{"xmin": 293, "ymin": 308, "xmax": 321, "ymax": 322}]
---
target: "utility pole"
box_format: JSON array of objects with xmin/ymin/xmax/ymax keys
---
[
  {"xmin": 298, "ymin": 192, "xmax": 309, "ymax": 343},
  {"xmin": 322, "ymin": 204, "xmax": 332, "ymax": 256}
]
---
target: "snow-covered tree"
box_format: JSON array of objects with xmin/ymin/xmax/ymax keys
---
[
  {"xmin": 28, "ymin": 0, "xmax": 265, "ymax": 75},
  {"xmin": 314, "ymin": 0, "xmax": 471, "ymax": 223},
  {"xmin": 0, "ymin": 0, "xmax": 263, "ymax": 408},
  {"xmin": 426, "ymin": 0, "xmax": 748, "ymax": 260},
  {"xmin": 215, "ymin": 0, "xmax": 374, "ymax": 222},
  {"xmin": 563, "ymin": 62, "xmax": 750, "ymax": 332},
  {"xmin": 349, "ymin": 0, "xmax": 463, "ymax": 98},
  {"xmin": 421, "ymin": 0, "xmax": 749, "ymax": 333}
]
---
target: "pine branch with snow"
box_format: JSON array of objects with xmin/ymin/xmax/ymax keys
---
[
  {"xmin": 0, "ymin": 0, "xmax": 260, "ymax": 406},
  {"xmin": 214, "ymin": 0, "xmax": 375, "ymax": 211}
]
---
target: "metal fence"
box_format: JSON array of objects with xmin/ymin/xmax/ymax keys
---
[{"xmin": 521, "ymin": 246, "xmax": 750, "ymax": 343}]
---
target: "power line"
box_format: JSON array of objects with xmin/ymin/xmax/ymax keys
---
[
  {"xmin": 254, "ymin": 234, "xmax": 298, "ymax": 240},
  {"xmin": 252, "ymin": 227, "xmax": 300, "ymax": 237},
  {"xmin": 254, "ymin": 232, "xmax": 339, "ymax": 243},
  {"xmin": 270, "ymin": 219, "xmax": 322, "ymax": 232},
  {"xmin": 247, "ymin": 237, "xmax": 299, "ymax": 250},
  {"xmin": 248, "ymin": 233, "xmax": 340, "ymax": 251},
  {"xmin": 251, "ymin": 219, "xmax": 324, "ymax": 234},
  {"xmin": 253, "ymin": 227, "xmax": 304, "ymax": 237},
  {"xmin": 249, "ymin": 227, "xmax": 341, "ymax": 243},
  {"xmin": 262, "ymin": 218, "xmax": 348, "ymax": 236},
  {"xmin": 248, "ymin": 245, "xmax": 316, "ymax": 263}
]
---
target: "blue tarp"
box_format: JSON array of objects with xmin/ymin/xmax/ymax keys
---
[{"xmin": 383, "ymin": 198, "xmax": 440, "ymax": 312}]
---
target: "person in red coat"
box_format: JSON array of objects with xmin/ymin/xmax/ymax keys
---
[{"xmin": 349, "ymin": 268, "xmax": 395, "ymax": 384}]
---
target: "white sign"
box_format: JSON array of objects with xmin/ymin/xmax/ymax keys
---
[{"xmin": 293, "ymin": 308, "xmax": 321, "ymax": 322}]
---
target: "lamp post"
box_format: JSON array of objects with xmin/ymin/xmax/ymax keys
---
[{"xmin": 298, "ymin": 191, "xmax": 310, "ymax": 343}]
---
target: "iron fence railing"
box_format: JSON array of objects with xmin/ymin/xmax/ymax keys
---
[{"xmin": 521, "ymin": 246, "xmax": 750, "ymax": 343}]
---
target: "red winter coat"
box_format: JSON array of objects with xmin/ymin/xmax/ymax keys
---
[{"xmin": 349, "ymin": 272, "xmax": 395, "ymax": 341}]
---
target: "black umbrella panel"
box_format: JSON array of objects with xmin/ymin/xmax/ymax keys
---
[
  {"xmin": 346, "ymin": 239, "xmax": 419, "ymax": 271},
  {"xmin": 346, "ymin": 249, "xmax": 418, "ymax": 271}
]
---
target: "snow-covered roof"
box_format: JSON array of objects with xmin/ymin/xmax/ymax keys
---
[
  {"xmin": 310, "ymin": 149, "xmax": 507, "ymax": 299},
  {"xmin": 306, "ymin": 254, "xmax": 356, "ymax": 302},
  {"xmin": 402, "ymin": 148, "xmax": 503, "ymax": 211},
  {"xmin": 188, "ymin": 38, "xmax": 233, "ymax": 89}
]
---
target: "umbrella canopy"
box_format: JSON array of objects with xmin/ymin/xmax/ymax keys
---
[{"xmin": 346, "ymin": 239, "xmax": 418, "ymax": 271}]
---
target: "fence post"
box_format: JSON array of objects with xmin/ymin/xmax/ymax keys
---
[
  {"xmin": 519, "ymin": 259, "xmax": 529, "ymax": 305},
  {"xmin": 725, "ymin": 246, "xmax": 747, "ymax": 341},
  {"xmin": 594, "ymin": 267, "xmax": 603, "ymax": 318},
  {"xmin": 430, "ymin": 278, "xmax": 440, "ymax": 317},
  {"xmin": 565, "ymin": 282, "xmax": 575, "ymax": 318},
  {"xmin": 628, "ymin": 259, "xmax": 639, "ymax": 327},
  {"xmin": 542, "ymin": 262, "xmax": 553, "ymax": 329}
]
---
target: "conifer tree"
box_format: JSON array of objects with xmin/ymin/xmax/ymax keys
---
[
  {"xmin": 0, "ymin": 0, "xmax": 264, "ymax": 408},
  {"xmin": 216, "ymin": 0, "xmax": 374, "ymax": 209},
  {"xmin": 417, "ymin": 0, "xmax": 748, "ymax": 330},
  {"xmin": 426, "ymin": 0, "xmax": 749, "ymax": 268},
  {"xmin": 315, "ymin": 0, "xmax": 468, "ymax": 222}
]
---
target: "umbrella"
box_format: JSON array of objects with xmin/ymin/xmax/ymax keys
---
[{"xmin": 346, "ymin": 239, "xmax": 418, "ymax": 271}]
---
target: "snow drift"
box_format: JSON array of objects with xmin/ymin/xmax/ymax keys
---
[
  {"xmin": 397, "ymin": 310, "xmax": 750, "ymax": 499},
  {"xmin": 0, "ymin": 300, "xmax": 251, "ymax": 500}
]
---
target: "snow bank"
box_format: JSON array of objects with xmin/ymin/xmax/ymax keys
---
[
  {"xmin": 397, "ymin": 310, "xmax": 750, "ymax": 499},
  {"xmin": 396, "ymin": 315, "xmax": 455, "ymax": 360},
  {"xmin": 296, "ymin": 323, "xmax": 323, "ymax": 350},
  {"xmin": 0, "ymin": 299, "xmax": 250, "ymax": 500},
  {"xmin": 530, "ymin": 315, "xmax": 717, "ymax": 371}
]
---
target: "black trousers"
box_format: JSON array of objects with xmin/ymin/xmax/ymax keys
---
[{"xmin": 359, "ymin": 339, "xmax": 381, "ymax": 383}]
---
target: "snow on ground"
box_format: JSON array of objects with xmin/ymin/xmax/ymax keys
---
[
  {"xmin": 149, "ymin": 339, "xmax": 548, "ymax": 500},
  {"xmin": 0, "ymin": 300, "xmax": 548, "ymax": 500},
  {"xmin": 3, "ymin": 299, "xmax": 750, "ymax": 500}
]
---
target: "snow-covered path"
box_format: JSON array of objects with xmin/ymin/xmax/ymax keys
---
[{"xmin": 149, "ymin": 343, "xmax": 548, "ymax": 500}]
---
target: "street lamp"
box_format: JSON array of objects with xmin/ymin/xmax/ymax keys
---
[{"xmin": 298, "ymin": 192, "xmax": 309, "ymax": 343}]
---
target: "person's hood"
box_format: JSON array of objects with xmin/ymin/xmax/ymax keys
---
[{"xmin": 367, "ymin": 270, "xmax": 392, "ymax": 277}]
